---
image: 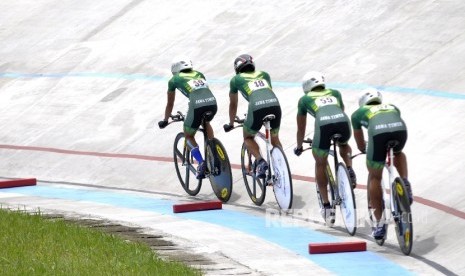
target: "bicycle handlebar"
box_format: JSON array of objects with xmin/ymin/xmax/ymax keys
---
[
  {"xmin": 351, "ymin": 152, "xmax": 366, "ymax": 159},
  {"xmin": 169, "ymin": 111, "xmax": 185, "ymax": 122},
  {"xmin": 223, "ymin": 115, "xmax": 245, "ymax": 132}
]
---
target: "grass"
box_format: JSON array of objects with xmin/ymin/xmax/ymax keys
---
[{"xmin": 0, "ymin": 208, "xmax": 201, "ymax": 275}]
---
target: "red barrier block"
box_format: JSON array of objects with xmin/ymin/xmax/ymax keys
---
[
  {"xmin": 0, "ymin": 178, "xmax": 37, "ymax": 189},
  {"xmin": 309, "ymin": 241, "xmax": 366, "ymax": 254},
  {"xmin": 173, "ymin": 200, "xmax": 222, "ymax": 213}
]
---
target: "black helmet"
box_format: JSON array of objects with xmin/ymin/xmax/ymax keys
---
[{"xmin": 234, "ymin": 54, "xmax": 255, "ymax": 74}]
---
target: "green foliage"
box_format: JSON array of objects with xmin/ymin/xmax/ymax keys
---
[{"xmin": 0, "ymin": 208, "xmax": 201, "ymax": 275}]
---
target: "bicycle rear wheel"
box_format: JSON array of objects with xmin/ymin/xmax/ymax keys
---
[
  {"xmin": 206, "ymin": 138, "xmax": 233, "ymax": 203},
  {"xmin": 173, "ymin": 132, "xmax": 202, "ymax": 196},
  {"xmin": 336, "ymin": 163, "xmax": 357, "ymax": 236},
  {"xmin": 241, "ymin": 143, "xmax": 266, "ymax": 206},
  {"xmin": 270, "ymin": 147, "xmax": 293, "ymax": 211},
  {"xmin": 392, "ymin": 177, "xmax": 413, "ymax": 255}
]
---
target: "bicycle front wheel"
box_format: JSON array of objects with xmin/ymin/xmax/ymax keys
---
[
  {"xmin": 173, "ymin": 132, "xmax": 202, "ymax": 196},
  {"xmin": 392, "ymin": 177, "xmax": 413, "ymax": 255},
  {"xmin": 336, "ymin": 163, "xmax": 357, "ymax": 236},
  {"xmin": 241, "ymin": 143, "xmax": 266, "ymax": 206},
  {"xmin": 206, "ymin": 138, "xmax": 233, "ymax": 203},
  {"xmin": 270, "ymin": 147, "xmax": 293, "ymax": 211}
]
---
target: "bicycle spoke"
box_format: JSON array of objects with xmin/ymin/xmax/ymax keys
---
[
  {"xmin": 173, "ymin": 132, "xmax": 201, "ymax": 196},
  {"xmin": 241, "ymin": 144, "xmax": 266, "ymax": 206}
]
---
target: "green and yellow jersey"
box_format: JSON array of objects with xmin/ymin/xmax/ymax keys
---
[
  {"xmin": 229, "ymin": 71, "xmax": 279, "ymax": 110},
  {"xmin": 351, "ymin": 103, "xmax": 406, "ymax": 135},
  {"xmin": 168, "ymin": 70, "xmax": 216, "ymax": 106},
  {"xmin": 297, "ymin": 88, "xmax": 347, "ymax": 125}
]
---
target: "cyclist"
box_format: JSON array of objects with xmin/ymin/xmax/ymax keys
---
[
  {"xmin": 224, "ymin": 54, "xmax": 282, "ymax": 178},
  {"xmin": 293, "ymin": 71, "xmax": 357, "ymax": 225},
  {"xmin": 351, "ymin": 87, "xmax": 412, "ymax": 240},
  {"xmin": 158, "ymin": 56, "xmax": 218, "ymax": 179}
]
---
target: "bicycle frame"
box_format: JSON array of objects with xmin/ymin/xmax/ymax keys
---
[
  {"xmin": 326, "ymin": 136, "xmax": 342, "ymax": 204},
  {"xmin": 169, "ymin": 111, "xmax": 233, "ymax": 202},
  {"xmin": 385, "ymin": 146, "xmax": 396, "ymax": 222},
  {"xmin": 257, "ymin": 119, "xmax": 274, "ymax": 185}
]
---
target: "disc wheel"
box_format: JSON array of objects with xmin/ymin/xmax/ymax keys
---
[
  {"xmin": 206, "ymin": 138, "xmax": 233, "ymax": 203},
  {"xmin": 392, "ymin": 177, "xmax": 413, "ymax": 255}
]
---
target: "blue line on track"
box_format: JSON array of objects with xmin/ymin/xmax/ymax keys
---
[
  {"xmin": 1, "ymin": 185, "xmax": 414, "ymax": 276},
  {"xmin": 1, "ymin": 71, "xmax": 464, "ymax": 100}
]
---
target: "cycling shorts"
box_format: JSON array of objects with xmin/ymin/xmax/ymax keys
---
[
  {"xmin": 367, "ymin": 130, "xmax": 408, "ymax": 169},
  {"xmin": 312, "ymin": 121, "xmax": 351, "ymax": 157},
  {"xmin": 245, "ymin": 105, "xmax": 281, "ymax": 135},
  {"xmin": 184, "ymin": 104, "xmax": 217, "ymax": 135}
]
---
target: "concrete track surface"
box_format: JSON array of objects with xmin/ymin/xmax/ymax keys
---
[{"xmin": 1, "ymin": 1, "xmax": 464, "ymax": 275}]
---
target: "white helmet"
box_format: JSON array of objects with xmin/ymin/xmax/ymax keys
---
[
  {"xmin": 171, "ymin": 56, "xmax": 193, "ymax": 74},
  {"xmin": 302, "ymin": 71, "xmax": 325, "ymax": 92},
  {"xmin": 359, "ymin": 88, "xmax": 383, "ymax": 106}
]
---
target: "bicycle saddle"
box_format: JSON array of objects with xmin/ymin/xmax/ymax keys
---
[
  {"xmin": 202, "ymin": 111, "xmax": 214, "ymax": 122},
  {"xmin": 386, "ymin": 140, "xmax": 399, "ymax": 149},
  {"xmin": 262, "ymin": 114, "xmax": 276, "ymax": 122},
  {"xmin": 331, "ymin": 134, "xmax": 342, "ymax": 141}
]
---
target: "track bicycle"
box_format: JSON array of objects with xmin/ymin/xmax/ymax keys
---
[
  {"xmin": 164, "ymin": 111, "xmax": 233, "ymax": 203},
  {"xmin": 361, "ymin": 140, "xmax": 413, "ymax": 255},
  {"xmin": 224, "ymin": 114, "xmax": 293, "ymax": 211},
  {"xmin": 302, "ymin": 135, "xmax": 357, "ymax": 235}
]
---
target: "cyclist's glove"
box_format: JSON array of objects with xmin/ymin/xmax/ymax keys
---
[
  {"xmin": 294, "ymin": 147, "xmax": 303, "ymax": 156},
  {"xmin": 223, "ymin": 124, "xmax": 234, "ymax": 132},
  {"xmin": 158, "ymin": 120, "xmax": 168, "ymax": 129}
]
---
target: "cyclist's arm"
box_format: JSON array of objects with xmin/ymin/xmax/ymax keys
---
[
  {"xmin": 351, "ymin": 109, "xmax": 366, "ymax": 152},
  {"xmin": 229, "ymin": 92, "xmax": 238, "ymax": 126},
  {"xmin": 337, "ymin": 91, "xmax": 345, "ymax": 111},
  {"xmin": 163, "ymin": 91, "xmax": 175, "ymax": 121},
  {"xmin": 296, "ymin": 114, "xmax": 307, "ymax": 149},
  {"xmin": 296, "ymin": 97, "xmax": 308, "ymax": 148},
  {"xmin": 264, "ymin": 71, "xmax": 273, "ymax": 89},
  {"xmin": 353, "ymin": 129, "xmax": 365, "ymax": 153}
]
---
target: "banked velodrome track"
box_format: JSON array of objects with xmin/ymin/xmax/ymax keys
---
[{"xmin": 1, "ymin": 1, "xmax": 465, "ymax": 275}]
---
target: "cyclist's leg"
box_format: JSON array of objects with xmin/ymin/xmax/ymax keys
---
[
  {"xmin": 243, "ymin": 130, "xmax": 261, "ymax": 160},
  {"xmin": 392, "ymin": 129, "xmax": 412, "ymax": 203},
  {"xmin": 367, "ymin": 165, "xmax": 384, "ymax": 220},
  {"xmin": 313, "ymin": 152, "xmax": 330, "ymax": 204},
  {"xmin": 270, "ymin": 132, "xmax": 282, "ymax": 149},
  {"xmin": 184, "ymin": 105, "xmax": 203, "ymax": 162},
  {"xmin": 392, "ymin": 130, "xmax": 408, "ymax": 179},
  {"xmin": 335, "ymin": 121, "xmax": 357, "ymax": 186},
  {"xmin": 269, "ymin": 105, "xmax": 282, "ymax": 149},
  {"xmin": 243, "ymin": 106, "xmax": 265, "ymax": 161},
  {"xmin": 367, "ymin": 132, "xmax": 389, "ymax": 221},
  {"xmin": 184, "ymin": 105, "xmax": 207, "ymax": 178},
  {"xmin": 312, "ymin": 124, "xmax": 331, "ymax": 204},
  {"xmin": 203, "ymin": 104, "xmax": 218, "ymax": 140},
  {"xmin": 394, "ymin": 151, "xmax": 408, "ymax": 178},
  {"xmin": 336, "ymin": 121, "xmax": 353, "ymax": 167}
]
